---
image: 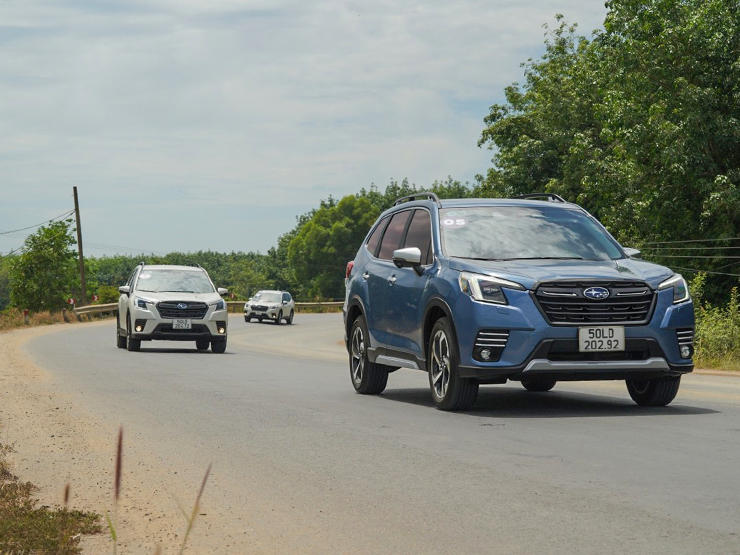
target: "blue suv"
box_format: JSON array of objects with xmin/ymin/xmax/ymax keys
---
[{"xmin": 343, "ymin": 193, "xmax": 695, "ymax": 411}]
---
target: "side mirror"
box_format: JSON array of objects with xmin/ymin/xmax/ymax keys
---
[
  {"xmin": 393, "ymin": 247, "xmax": 423, "ymax": 275},
  {"xmin": 283, "ymin": 300, "xmax": 288, "ymax": 305},
  {"xmin": 118, "ymin": 285, "xmax": 130, "ymax": 295},
  {"xmin": 623, "ymin": 247, "xmax": 642, "ymax": 259},
  {"xmin": 218, "ymin": 288, "xmax": 228, "ymax": 296}
]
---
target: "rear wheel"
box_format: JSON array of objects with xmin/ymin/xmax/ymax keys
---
[
  {"xmin": 521, "ymin": 378, "xmax": 556, "ymax": 392},
  {"xmin": 126, "ymin": 315, "xmax": 140, "ymax": 352},
  {"xmin": 349, "ymin": 316, "xmax": 388, "ymax": 394},
  {"xmin": 626, "ymin": 376, "xmax": 681, "ymax": 406},
  {"xmin": 275, "ymin": 311, "xmax": 282, "ymax": 325},
  {"xmin": 428, "ymin": 318, "xmax": 478, "ymax": 411},
  {"xmin": 196, "ymin": 339, "xmax": 210, "ymax": 351},
  {"xmin": 211, "ymin": 338, "xmax": 227, "ymax": 353},
  {"xmin": 286, "ymin": 310, "xmax": 294, "ymax": 324}
]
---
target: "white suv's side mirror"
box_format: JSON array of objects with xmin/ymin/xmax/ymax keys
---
[
  {"xmin": 218, "ymin": 288, "xmax": 228, "ymax": 296},
  {"xmin": 119, "ymin": 285, "xmax": 130, "ymax": 295}
]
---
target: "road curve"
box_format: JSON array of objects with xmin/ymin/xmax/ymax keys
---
[{"xmin": 11, "ymin": 314, "xmax": 740, "ymax": 554}]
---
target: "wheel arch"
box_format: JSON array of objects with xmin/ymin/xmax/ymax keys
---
[
  {"xmin": 345, "ymin": 296, "xmax": 366, "ymax": 352},
  {"xmin": 423, "ymin": 297, "xmax": 457, "ymax": 362}
]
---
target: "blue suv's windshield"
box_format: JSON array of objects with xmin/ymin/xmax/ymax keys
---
[{"xmin": 440, "ymin": 206, "xmax": 623, "ymax": 261}]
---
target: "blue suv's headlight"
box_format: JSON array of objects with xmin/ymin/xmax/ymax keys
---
[
  {"xmin": 459, "ymin": 272, "xmax": 525, "ymax": 305},
  {"xmin": 658, "ymin": 274, "xmax": 690, "ymax": 304}
]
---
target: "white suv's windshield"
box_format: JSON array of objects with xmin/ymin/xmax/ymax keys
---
[
  {"xmin": 135, "ymin": 270, "xmax": 215, "ymax": 294},
  {"xmin": 253, "ymin": 292, "xmax": 282, "ymax": 303},
  {"xmin": 440, "ymin": 206, "xmax": 623, "ymax": 261}
]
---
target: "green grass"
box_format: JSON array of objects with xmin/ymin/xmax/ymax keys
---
[{"xmin": 0, "ymin": 435, "xmax": 101, "ymax": 554}]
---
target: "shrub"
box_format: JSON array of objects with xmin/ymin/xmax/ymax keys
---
[{"xmin": 691, "ymin": 273, "xmax": 740, "ymax": 371}]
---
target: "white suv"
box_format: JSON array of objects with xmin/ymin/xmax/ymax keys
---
[
  {"xmin": 117, "ymin": 263, "xmax": 229, "ymax": 353},
  {"xmin": 244, "ymin": 290, "xmax": 295, "ymax": 324}
]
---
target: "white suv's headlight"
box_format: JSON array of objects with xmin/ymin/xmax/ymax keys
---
[
  {"xmin": 658, "ymin": 274, "xmax": 690, "ymax": 304},
  {"xmin": 135, "ymin": 297, "xmax": 155, "ymax": 309},
  {"xmin": 459, "ymin": 272, "xmax": 525, "ymax": 305},
  {"xmin": 210, "ymin": 299, "xmax": 225, "ymax": 310}
]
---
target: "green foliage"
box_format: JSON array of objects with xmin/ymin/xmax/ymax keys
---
[
  {"xmin": 478, "ymin": 1, "xmax": 740, "ymax": 304},
  {"xmin": 691, "ymin": 273, "xmax": 740, "ymax": 370},
  {"xmin": 8, "ymin": 220, "xmax": 77, "ymax": 312},
  {"xmin": 96, "ymin": 285, "xmax": 120, "ymax": 304},
  {"xmin": 0, "ymin": 256, "xmax": 11, "ymax": 311}
]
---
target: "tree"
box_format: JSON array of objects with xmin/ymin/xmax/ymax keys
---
[
  {"xmin": 9, "ymin": 220, "xmax": 77, "ymax": 312},
  {"xmin": 478, "ymin": 1, "xmax": 740, "ymax": 302},
  {"xmin": 288, "ymin": 195, "xmax": 381, "ymax": 299},
  {"xmin": 0, "ymin": 256, "xmax": 12, "ymax": 311}
]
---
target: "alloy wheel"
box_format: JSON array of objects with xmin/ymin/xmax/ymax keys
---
[
  {"xmin": 431, "ymin": 329, "xmax": 451, "ymax": 400},
  {"xmin": 350, "ymin": 325, "xmax": 365, "ymax": 385}
]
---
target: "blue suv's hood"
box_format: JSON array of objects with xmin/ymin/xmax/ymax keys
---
[{"xmin": 447, "ymin": 257, "xmax": 674, "ymax": 290}]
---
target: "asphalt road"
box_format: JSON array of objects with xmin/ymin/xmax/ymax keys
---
[{"xmin": 24, "ymin": 313, "xmax": 740, "ymax": 554}]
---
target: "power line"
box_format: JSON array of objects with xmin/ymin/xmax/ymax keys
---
[
  {"xmin": 670, "ymin": 266, "xmax": 740, "ymax": 278},
  {"xmin": 0, "ymin": 209, "xmax": 75, "ymax": 236},
  {"xmin": 642, "ymin": 246, "xmax": 740, "ymax": 251},
  {"xmin": 640, "ymin": 237, "xmax": 740, "ymax": 245},
  {"xmin": 645, "ymin": 255, "xmax": 740, "ymax": 259}
]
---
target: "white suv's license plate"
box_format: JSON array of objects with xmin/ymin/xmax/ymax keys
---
[
  {"xmin": 173, "ymin": 319, "xmax": 192, "ymax": 330},
  {"xmin": 578, "ymin": 326, "xmax": 625, "ymax": 352}
]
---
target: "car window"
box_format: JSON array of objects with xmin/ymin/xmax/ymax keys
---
[
  {"xmin": 135, "ymin": 270, "xmax": 216, "ymax": 294},
  {"xmin": 256, "ymin": 292, "xmax": 281, "ymax": 303},
  {"xmin": 377, "ymin": 211, "xmax": 412, "ymax": 260},
  {"xmin": 282, "ymin": 293, "xmax": 289, "ymax": 303},
  {"xmin": 366, "ymin": 216, "xmax": 389, "ymax": 257},
  {"xmin": 403, "ymin": 209, "xmax": 433, "ymax": 265},
  {"xmin": 439, "ymin": 206, "xmax": 623, "ymax": 261}
]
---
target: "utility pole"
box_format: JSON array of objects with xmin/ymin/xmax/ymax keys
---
[{"xmin": 73, "ymin": 187, "xmax": 87, "ymax": 306}]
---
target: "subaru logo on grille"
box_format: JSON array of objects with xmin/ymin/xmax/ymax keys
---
[
  {"xmin": 176, "ymin": 303, "xmax": 188, "ymax": 310},
  {"xmin": 583, "ymin": 287, "xmax": 610, "ymax": 300}
]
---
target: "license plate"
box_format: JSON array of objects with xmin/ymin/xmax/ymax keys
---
[
  {"xmin": 578, "ymin": 326, "xmax": 624, "ymax": 352},
  {"xmin": 173, "ymin": 319, "xmax": 191, "ymax": 330}
]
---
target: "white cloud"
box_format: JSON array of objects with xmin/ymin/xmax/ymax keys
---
[{"xmin": 0, "ymin": 0, "xmax": 607, "ymax": 254}]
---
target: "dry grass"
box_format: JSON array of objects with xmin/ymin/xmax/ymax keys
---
[{"xmin": 0, "ymin": 308, "xmax": 115, "ymax": 333}]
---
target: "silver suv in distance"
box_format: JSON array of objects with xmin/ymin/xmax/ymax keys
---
[
  {"xmin": 117, "ymin": 263, "xmax": 229, "ymax": 353},
  {"xmin": 244, "ymin": 290, "xmax": 295, "ymax": 324}
]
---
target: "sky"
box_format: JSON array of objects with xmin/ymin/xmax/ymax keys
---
[{"xmin": 0, "ymin": 0, "xmax": 608, "ymax": 257}]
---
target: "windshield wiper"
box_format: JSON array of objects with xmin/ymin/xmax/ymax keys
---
[
  {"xmin": 501, "ymin": 257, "xmax": 584, "ymax": 261},
  {"xmin": 160, "ymin": 290, "xmax": 195, "ymax": 293},
  {"xmin": 452, "ymin": 256, "xmax": 504, "ymax": 261}
]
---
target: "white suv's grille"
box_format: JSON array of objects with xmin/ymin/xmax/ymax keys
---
[{"xmin": 157, "ymin": 301, "xmax": 208, "ymax": 319}]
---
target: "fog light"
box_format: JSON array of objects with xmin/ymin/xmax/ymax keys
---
[
  {"xmin": 480, "ymin": 348, "xmax": 492, "ymax": 361},
  {"xmin": 135, "ymin": 325, "xmax": 143, "ymax": 332},
  {"xmin": 680, "ymin": 344, "xmax": 693, "ymax": 359},
  {"xmin": 218, "ymin": 327, "xmax": 226, "ymax": 334}
]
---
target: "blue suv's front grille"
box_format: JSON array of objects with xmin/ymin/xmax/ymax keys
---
[{"xmin": 534, "ymin": 281, "xmax": 656, "ymax": 325}]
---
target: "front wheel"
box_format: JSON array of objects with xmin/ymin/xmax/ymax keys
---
[
  {"xmin": 428, "ymin": 318, "xmax": 478, "ymax": 411},
  {"xmin": 349, "ymin": 316, "xmax": 388, "ymax": 394},
  {"xmin": 126, "ymin": 315, "xmax": 140, "ymax": 352},
  {"xmin": 626, "ymin": 376, "xmax": 681, "ymax": 406},
  {"xmin": 245, "ymin": 315, "xmax": 251, "ymax": 323},
  {"xmin": 116, "ymin": 316, "xmax": 127, "ymax": 349},
  {"xmin": 286, "ymin": 310, "xmax": 294, "ymax": 324},
  {"xmin": 521, "ymin": 378, "xmax": 556, "ymax": 392},
  {"xmin": 196, "ymin": 339, "xmax": 210, "ymax": 351},
  {"xmin": 275, "ymin": 311, "xmax": 282, "ymax": 325},
  {"xmin": 211, "ymin": 339, "xmax": 227, "ymax": 353}
]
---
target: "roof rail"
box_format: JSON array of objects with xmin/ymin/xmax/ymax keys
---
[
  {"xmin": 393, "ymin": 192, "xmax": 442, "ymax": 207},
  {"xmin": 514, "ymin": 193, "xmax": 567, "ymax": 203}
]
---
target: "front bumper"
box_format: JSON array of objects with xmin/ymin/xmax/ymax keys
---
[
  {"xmin": 130, "ymin": 306, "xmax": 228, "ymax": 341},
  {"xmin": 452, "ymin": 288, "xmax": 695, "ymax": 382}
]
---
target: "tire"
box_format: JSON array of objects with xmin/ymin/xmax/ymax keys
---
[
  {"xmin": 286, "ymin": 310, "xmax": 294, "ymax": 324},
  {"xmin": 275, "ymin": 310, "xmax": 282, "ymax": 325},
  {"xmin": 244, "ymin": 316, "xmax": 251, "ymax": 323},
  {"xmin": 521, "ymin": 378, "xmax": 556, "ymax": 392},
  {"xmin": 126, "ymin": 315, "xmax": 141, "ymax": 352},
  {"xmin": 196, "ymin": 339, "xmax": 210, "ymax": 351},
  {"xmin": 349, "ymin": 316, "xmax": 388, "ymax": 394},
  {"xmin": 116, "ymin": 316, "xmax": 127, "ymax": 349},
  {"xmin": 428, "ymin": 318, "xmax": 478, "ymax": 411},
  {"xmin": 626, "ymin": 376, "xmax": 681, "ymax": 406},
  {"xmin": 258, "ymin": 317, "xmax": 263, "ymax": 323},
  {"xmin": 211, "ymin": 338, "xmax": 227, "ymax": 353}
]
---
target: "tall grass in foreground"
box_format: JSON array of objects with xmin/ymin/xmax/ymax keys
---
[
  {"xmin": 0, "ymin": 308, "xmax": 77, "ymax": 331},
  {"xmin": 691, "ymin": 273, "xmax": 740, "ymax": 371}
]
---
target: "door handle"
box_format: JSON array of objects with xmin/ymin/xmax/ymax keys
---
[
  {"xmin": 362, "ymin": 272, "xmax": 370, "ymax": 280},
  {"xmin": 388, "ymin": 275, "xmax": 397, "ymax": 285}
]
